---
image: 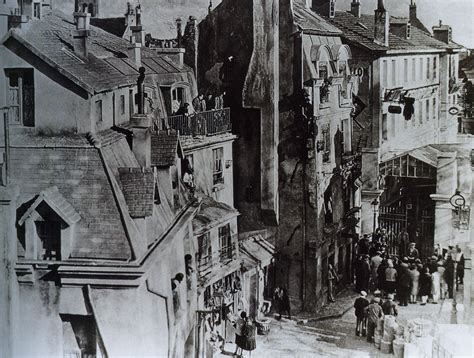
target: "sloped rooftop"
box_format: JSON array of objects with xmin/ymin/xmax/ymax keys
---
[
  {"xmin": 151, "ymin": 130, "xmax": 182, "ymax": 167},
  {"xmin": 193, "ymin": 196, "xmax": 239, "ymax": 235},
  {"xmin": 3, "ymin": 10, "xmax": 194, "ymax": 94},
  {"xmin": 292, "ymin": 0, "xmax": 341, "ymax": 35},
  {"xmin": 326, "ymin": 11, "xmax": 456, "ymax": 53}
]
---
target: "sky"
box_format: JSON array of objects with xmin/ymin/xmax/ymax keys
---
[{"xmin": 337, "ymin": 0, "xmax": 474, "ymax": 48}]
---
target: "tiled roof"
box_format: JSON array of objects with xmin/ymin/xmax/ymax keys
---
[
  {"xmin": 193, "ymin": 196, "xmax": 239, "ymax": 235},
  {"xmin": 3, "ymin": 10, "xmax": 193, "ymax": 94},
  {"xmin": 18, "ymin": 186, "xmax": 81, "ymax": 226},
  {"xmin": 118, "ymin": 167, "xmax": 154, "ymax": 218},
  {"xmin": 10, "ymin": 143, "xmax": 132, "ymax": 260},
  {"xmin": 292, "ymin": 0, "xmax": 341, "ymax": 35},
  {"xmin": 240, "ymin": 234, "xmax": 276, "ymax": 267},
  {"xmin": 151, "ymin": 130, "xmax": 182, "ymax": 167},
  {"xmin": 328, "ymin": 11, "xmax": 449, "ymax": 53}
]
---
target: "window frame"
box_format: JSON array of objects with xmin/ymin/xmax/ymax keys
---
[
  {"xmin": 95, "ymin": 99, "xmax": 103, "ymax": 122},
  {"xmin": 5, "ymin": 68, "xmax": 35, "ymax": 127},
  {"xmin": 212, "ymin": 147, "xmax": 224, "ymax": 186},
  {"xmin": 218, "ymin": 224, "xmax": 232, "ymax": 262},
  {"xmin": 197, "ymin": 232, "xmax": 212, "ymax": 268}
]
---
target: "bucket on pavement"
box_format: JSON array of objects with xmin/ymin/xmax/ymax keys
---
[{"xmin": 393, "ymin": 338, "xmax": 405, "ymax": 358}]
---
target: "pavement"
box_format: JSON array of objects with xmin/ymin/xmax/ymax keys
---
[{"xmin": 214, "ymin": 286, "xmax": 465, "ymax": 358}]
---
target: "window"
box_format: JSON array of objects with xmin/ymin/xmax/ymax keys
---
[
  {"xmin": 419, "ymin": 58, "xmax": 423, "ymax": 81},
  {"xmin": 6, "ymin": 69, "xmax": 35, "ymax": 127},
  {"xmin": 432, "ymin": 98, "xmax": 437, "ymax": 121},
  {"xmin": 212, "ymin": 147, "xmax": 224, "ymax": 185},
  {"xmin": 403, "ymin": 59, "xmax": 408, "ymax": 83},
  {"xmin": 129, "ymin": 89, "xmax": 134, "ymax": 116},
  {"xmin": 36, "ymin": 220, "xmax": 61, "ymax": 260},
  {"xmin": 218, "ymin": 224, "xmax": 232, "ymax": 261},
  {"xmin": 197, "ymin": 232, "xmax": 212, "ymax": 268},
  {"xmin": 426, "ymin": 58, "xmax": 430, "ymax": 80},
  {"xmin": 382, "ymin": 113, "xmax": 388, "ymax": 140},
  {"xmin": 411, "ymin": 58, "xmax": 416, "ymax": 81},
  {"xmin": 433, "ymin": 57, "xmax": 437, "ymax": 79},
  {"xmin": 382, "ymin": 60, "xmax": 388, "ymax": 87},
  {"xmin": 341, "ymin": 119, "xmax": 351, "ymax": 153},
  {"xmin": 425, "ymin": 100, "xmax": 430, "ymax": 122},
  {"xmin": 329, "ymin": 0, "xmax": 335, "ymax": 17},
  {"xmin": 420, "ymin": 100, "xmax": 424, "ymax": 124},
  {"xmin": 120, "ymin": 95, "xmax": 125, "ymax": 115},
  {"xmin": 33, "ymin": 3, "xmax": 41, "ymax": 18},
  {"xmin": 95, "ymin": 100, "xmax": 103, "ymax": 122},
  {"xmin": 318, "ymin": 62, "xmax": 328, "ymax": 80},
  {"xmin": 154, "ymin": 182, "xmax": 161, "ymax": 205},
  {"xmin": 391, "ymin": 59, "xmax": 396, "ymax": 87},
  {"xmin": 322, "ymin": 124, "xmax": 331, "ymax": 162}
]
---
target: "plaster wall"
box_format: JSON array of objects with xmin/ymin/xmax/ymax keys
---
[
  {"xmin": 184, "ymin": 139, "xmax": 234, "ymax": 207},
  {"xmin": 0, "ymin": 43, "xmax": 92, "ymax": 133}
]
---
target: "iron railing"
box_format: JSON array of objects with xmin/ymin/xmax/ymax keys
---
[{"xmin": 165, "ymin": 108, "xmax": 231, "ymax": 137}]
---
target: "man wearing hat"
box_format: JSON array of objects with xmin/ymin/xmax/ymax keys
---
[{"xmin": 354, "ymin": 291, "xmax": 369, "ymax": 336}]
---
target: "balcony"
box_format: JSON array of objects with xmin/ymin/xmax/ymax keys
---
[
  {"xmin": 164, "ymin": 108, "xmax": 231, "ymax": 137},
  {"xmin": 196, "ymin": 240, "xmax": 238, "ymax": 284}
]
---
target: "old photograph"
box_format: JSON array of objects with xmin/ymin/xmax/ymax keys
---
[{"xmin": 0, "ymin": 0, "xmax": 473, "ymax": 357}]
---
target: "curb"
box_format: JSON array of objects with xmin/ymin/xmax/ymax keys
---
[{"xmin": 296, "ymin": 303, "xmax": 354, "ymax": 325}]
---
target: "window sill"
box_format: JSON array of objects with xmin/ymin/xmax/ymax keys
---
[{"xmin": 212, "ymin": 183, "xmax": 225, "ymax": 192}]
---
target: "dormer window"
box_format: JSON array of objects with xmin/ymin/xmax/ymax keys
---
[{"xmin": 18, "ymin": 187, "xmax": 80, "ymax": 261}]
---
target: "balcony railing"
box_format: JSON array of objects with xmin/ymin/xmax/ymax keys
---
[
  {"xmin": 165, "ymin": 108, "xmax": 231, "ymax": 137},
  {"xmin": 196, "ymin": 240, "xmax": 238, "ymax": 280}
]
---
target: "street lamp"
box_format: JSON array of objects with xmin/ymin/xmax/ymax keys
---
[{"xmin": 371, "ymin": 198, "xmax": 379, "ymax": 234}]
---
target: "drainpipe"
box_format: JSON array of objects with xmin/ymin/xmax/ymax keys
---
[{"xmin": 1, "ymin": 108, "xmax": 10, "ymax": 186}]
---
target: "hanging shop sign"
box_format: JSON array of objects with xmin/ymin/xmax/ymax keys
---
[
  {"xmin": 452, "ymin": 206, "xmax": 470, "ymax": 230},
  {"xmin": 448, "ymin": 107, "xmax": 459, "ymax": 115}
]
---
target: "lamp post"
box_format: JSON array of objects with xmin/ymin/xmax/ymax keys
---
[
  {"xmin": 371, "ymin": 198, "xmax": 379, "ymax": 234},
  {"xmin": 448, "ymin": 189, "xmax": 467, "ymax": 324}
]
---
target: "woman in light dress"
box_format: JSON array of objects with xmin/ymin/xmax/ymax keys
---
[{"xmin": 408, "ymin": 263, "xmax": 420, "ymax": 303}]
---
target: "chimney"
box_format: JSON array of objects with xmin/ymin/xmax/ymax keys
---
[
  {"xmin": 72, "ymin": 11, "xmax": 91, "ymax": 57},
  {"xmin": 432, "ymin": 20, "xmax": 452, "ymax": 44},
  {"xmin": 176, "ymin": 18, "xmax": 183, "ymax": 47},
  {"xmin": 311, "ymin": 0, "xmax": 335, "ymax": 18},
  {"xmin": 124, "ymin": 2, "xmax": 135, "ymax": 28},
  {"xmin": 374, "ymin": 0, "xmax": 389, "ymax": 47},
  {"xmin": 130, "ymin": 4, "xmax": 145, "ymax": 45},
  {"xmin": 350, "ymin": 0, "xmax": 361, "ymax": 18},
  {"xmin": 409, "ymin": 0, "xmax": 417, "ymax": 23},
  {"xmin": 182, "ymin": 16, "xmax": 199, "ymax": 75},
  {"xmin": 131, "ymin": 67, "xmax": 152, "ymax": 167},
  {"xmin": 128, "ymin": 36, "xmax": 142, "ymax": 67}
]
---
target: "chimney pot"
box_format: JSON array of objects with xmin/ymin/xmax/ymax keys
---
[
  {"xmin": 374, "ymin": 1, "xmax": 389, "ymax": 46},
  {"xmin": 351, "ymin": 0, "xmax": 361, "ymax": 18},
  {"xmin": 72, "ymin": 12, "xmax": 91, "ymax": 57}
]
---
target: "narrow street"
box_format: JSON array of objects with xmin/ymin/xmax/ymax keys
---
[{"xmin": 218, "ymin": 287, "xmax": 464, "ymax": 357}]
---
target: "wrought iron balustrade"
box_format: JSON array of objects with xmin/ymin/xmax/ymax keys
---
[{"xmin": 165, "ymin": 108, "xmax": 231, "ymax": 137}]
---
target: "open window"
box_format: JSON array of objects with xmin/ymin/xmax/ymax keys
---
[{"xmin": 5, "ymin": 68, "xmax": 35, "ymax": 127}]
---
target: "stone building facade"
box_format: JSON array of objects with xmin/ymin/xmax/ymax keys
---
[{"xmin": 197, "ymin": 0, "xmax": 361, "ymax": 310}]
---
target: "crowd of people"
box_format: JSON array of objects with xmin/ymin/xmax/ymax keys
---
[
  {"xmin": 352, "ymin": 228, "xmax": 465, "ymax": 340},
  {"xmin": 172, "ymin": 92, "xmax": 226, "ymax": 117}
]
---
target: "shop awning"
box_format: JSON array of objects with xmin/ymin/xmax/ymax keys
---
[
  {"xmin": 240, "ymin": 234, "xmax": 276, "ymax": 268},
  {"xmin": 193, "ymin": 196, "xmax": 240, "ymax": 235}
]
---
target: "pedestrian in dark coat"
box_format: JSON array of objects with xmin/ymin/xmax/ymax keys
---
[
  {"xmin": 377, "ymin": 259, "xmax": 387, "ymax": 293},
  {"xmin": 366, "ymin": 297, "xmax": 384, "ymax": 343},
  {"xmin": 419, "ymin": 267, "xmax": 432, "ymax": 305},
  {"xmin": 382, "ymin": 293, "xmax": 398, "ymax": 316},
  {"xmin": 354, "ymin": 291, "xmax": 369, "ymax": 336},
  {"xmin": 361, "ymin": 255, "xmax": 371, "ymax": 293},
  {"xmin": 445, "ymin": 256, "xmax": 455, "ymax": 299},
  {"xmin": 397, "ymin": 262, "xmax": 411, "ymax": 306}
]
